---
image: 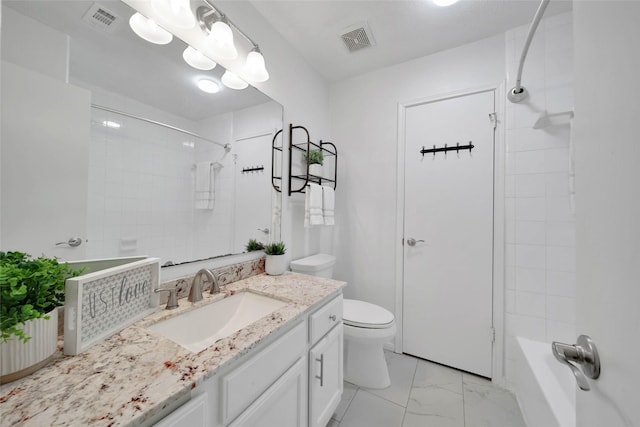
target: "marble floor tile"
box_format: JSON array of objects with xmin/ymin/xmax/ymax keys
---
[
  {"xmin": 462, "ymin": 373, "xmax": 526, "ymax": 427},
  {"xmin": 363, "ymin": 351, "xmax": 418, "ymax": 407},
  {"xmin": 413, "ymin": 359, "xmax": 463, "ymax": 393},
  {"xmin": 333, "ymin": 381, "xmax": 358, "ymax": 421},
  {"xmin": 402, "ymin": 411, "xmax": 464, "ymax": 427},
  {"xmin": 339, "ymin": 390, "xmax": 406, "ymax": 427}
]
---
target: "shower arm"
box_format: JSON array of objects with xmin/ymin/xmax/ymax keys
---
[{"xmin": 508, "ymin": 0, "xmax": 550, "ymax": 103}]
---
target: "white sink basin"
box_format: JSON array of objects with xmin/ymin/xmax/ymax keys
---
[{"xmin": 147, "ymin": 292, "xmax": 288, "ymax": 353}]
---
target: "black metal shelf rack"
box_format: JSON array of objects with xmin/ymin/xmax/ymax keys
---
[{"xmin": 287, "ymin": 124, "xmax": 337, "ymax": 196}]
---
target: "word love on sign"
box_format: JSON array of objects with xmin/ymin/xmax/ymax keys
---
[{"xmin": 64, "ymin": 257, "xmax": 160, "ymax": 355}]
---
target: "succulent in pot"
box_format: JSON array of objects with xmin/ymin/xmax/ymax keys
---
[
  {"xmin": 263, "ymin": 242, "xmax": 287, "ymax": 275},
  {"xmin": 245, "ymin": 239, "xmax": 265, "ymax": 252},
  {"xmin": 304, "ymin": 149, "xmax": 324, "ymax": 177}
]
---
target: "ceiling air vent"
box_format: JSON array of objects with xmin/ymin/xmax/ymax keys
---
[
  {"xmin": 82, "ymin": 3, "xmax": 122, "ymax": 34},
  {"xmin": 340, "ymin": 22, "xmax": 376, "ymax": 53}
]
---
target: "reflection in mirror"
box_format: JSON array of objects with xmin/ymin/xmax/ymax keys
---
[{"xmin": 0, "ymin": 0, "xmax": 283, "ymax": 266}]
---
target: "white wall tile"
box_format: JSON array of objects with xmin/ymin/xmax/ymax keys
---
[
  {"xmin": 515, "ymin": 197, "xmax": 546, "ymax": 221},
  {"xmin": 546, "ymin": 270, "xmax": 576, "ymax": 297},
  {"xmin": 515, "ymin": 267, "xmax": 546, "ymax": 293},
  {"xmin": 515, "ymin": 174, "xmax": 546, "ymax": 197},
  {"xmin": 515, "ymin": 220, "xmax": 546, "ymax": 245},
  {"xmin": 546, "ymin": 245, "xmax": 576, "ymax": 272},
  {"xmin": 516, "ymin": 291, "xmax": 546, "ymax": 318},
  {"xmin": 544, "ymin": 147, "xmax": 570, "ymax": 172},
  {"xmin": 506, "ymin": 289, "xmax": 516, "ymax": 314},
  {"xmin": 546, "ymin": 221, "xmax": 576, "ymax": 247},
  {"xmin": 546, "ymin": 196, "xmax": 573, "ymax": 221},
  {"xmin": 515, "ymin": 244, "xmax": 546, "ymax": 269},
  {"xmin": 545, "ymin": 172, "xmax": 570, "ymax": 196},
  {"xmin": 546, "ymin": 320, "xmax": 576, "ymax": 343},
  {"xmin": 515, "ymin": 150, "xmax": 545, "ymax": 174}
]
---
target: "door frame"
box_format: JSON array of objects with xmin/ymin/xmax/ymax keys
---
[{"xmin": 394, "ymin": 83, "xmax": 506, "ymax": 384}]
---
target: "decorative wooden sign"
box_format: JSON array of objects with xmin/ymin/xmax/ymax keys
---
[{"xmin": 64, "ymin": 257, "xmax": 160, "ymax": 355}]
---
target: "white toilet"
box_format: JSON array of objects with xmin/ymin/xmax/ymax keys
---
[{"xmin": 290, "ymin": 254, "xmax": 396, "ymax": 389}]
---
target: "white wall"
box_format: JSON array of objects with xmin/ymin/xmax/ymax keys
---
[
  {"xmin": 329, "ymin": 34, "xmax": 505, "ymax": 308},
  {"xmin": 503, "ymin": 13, "xmax": 576, "ymax": 389}
]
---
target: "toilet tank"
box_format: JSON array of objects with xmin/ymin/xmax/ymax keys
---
[{"xmin": 289, "ymin": 254, "xmax": 336, "ymax": 278}]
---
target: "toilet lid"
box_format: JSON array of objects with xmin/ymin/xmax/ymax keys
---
[{"xmin": 343, "ymin": 299, "xmax": 395, "ymax": 329}]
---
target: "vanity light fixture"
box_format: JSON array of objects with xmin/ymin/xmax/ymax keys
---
[
  {"xmin": 152, "ymin": 0, "xmax": 196, "ymax": 29},
  {"xmin": 242, "ymin": 46, "xmax": 269, "ymax": 83},
  {"xmin": 204, "ymin": 14, "xmax": 238, "ymax": 60},
  {"xmin": 129, "ymin": 12, "xmax": 173, "ymax": 45},
  {"xmin": 221, "ymin": 70, "xmax": 248, "ymax": 90},
  {"xmin": 197, "ymin": 78, "xmax": 220, "ymax": 93},
  {"xmin": 183, "ymin": 46, "xmax": 217, "ymax": 70},
  {"xmin": 432, "ymin": 0, "xmax": 460, "ymax": 6}
]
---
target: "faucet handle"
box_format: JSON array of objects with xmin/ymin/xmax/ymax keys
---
[{"xmin": 155, "ymin": 287, "xmax": 179, "ymax": 310}]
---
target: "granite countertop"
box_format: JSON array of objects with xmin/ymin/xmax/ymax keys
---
[{"xmin": 0, "ymin": 272, "xmax": 345, "ymax": 426}]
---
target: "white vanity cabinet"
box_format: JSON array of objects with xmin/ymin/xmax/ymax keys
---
[
  {"xmin": 154, "ymin": 293, "xmax": 343, "ymax": 427},
  {"xmin": 309, "ymin": 296, "xmax": 344, "ymax": 427}
]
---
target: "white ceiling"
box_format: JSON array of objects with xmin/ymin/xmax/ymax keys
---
[{"xmin": 250, "ymin": 0, "xmax": 573, "ymax": 82}]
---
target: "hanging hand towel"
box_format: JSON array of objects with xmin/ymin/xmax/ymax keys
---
[
  {"xmin": 195, "ymin": 162, "xmax": 214, "ymax": 210},
  {"xmin": 322, "ymin": 185, "xmax": 335, "ymax": 226},
  {"xmin": 304, "ymin": 183, "xmax": 324, "ymax": 227}
]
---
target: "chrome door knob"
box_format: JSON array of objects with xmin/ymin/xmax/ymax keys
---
[
  {"xmin": 55, "ymin": 237, "xmax": 83, "ymax": 247},
  {"xmin": 406, "ymin": 238, "xmax": 425, "ymax": 247}
]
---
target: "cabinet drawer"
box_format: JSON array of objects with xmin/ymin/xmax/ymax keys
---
[
  {"xmin": 309, "ymin": 295, "xmax": 343, "ymax": 344},
  {"xmin": 221, "ymin": 321, "xmax": 306, "ymax": 425}
]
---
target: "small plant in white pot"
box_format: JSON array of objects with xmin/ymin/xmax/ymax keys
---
[
  {"xmin": 245, "ymin": 238, "xmax": 265, "ymax": 252},
  {"xmin": 304, "ymin": 149, "xmax": 324, "ymax": 177},
  {"xmin": 0, "ymin": 251, "xmax": 81, "ymax": 383},
  {"xmin": 264, "ymin": 242, "xmax": 287, "ymax": 276}
]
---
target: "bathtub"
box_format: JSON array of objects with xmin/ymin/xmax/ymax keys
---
[{"xmin": 515, "ymin": 337, "xmax": 576, "ymax": 427}]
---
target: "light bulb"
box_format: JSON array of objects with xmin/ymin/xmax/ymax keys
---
[
  {"xmin": 153, "ymin": 0, "xmax": 195, "ymax": 29},
  {"xmin": 206, "ymin": 18, "xmax": 238, "ymax": 60},
  {"xmin": 221, "ymin": 71, "xmax": 248, "ymax": 90},
  {"xmin": 183, "ymin": 46, "xmax": 217, "ymax": 70},
  {"xmin": 243, "ymin": 48, "xmax": 269, "ymax": 83},
  {"xmin": 129, "ymin": 13, "xmax": 173, "ymax": 45},
  {"xmin": 432, "ymin": 0, "xmax": 459, "ymax": 6},
  {"xmin": 197, "ymin": 78, "xmax": 220, "ymax": 94}
]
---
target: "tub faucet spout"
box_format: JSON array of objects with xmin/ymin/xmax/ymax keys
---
[{"xmin": 551, "ymin": 335, "xmax": 600, "ymax": 391}]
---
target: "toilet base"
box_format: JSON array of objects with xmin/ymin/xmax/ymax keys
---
[{"xmin": 343, "ymin": 323, "xmax": 396, "ymax": 389}]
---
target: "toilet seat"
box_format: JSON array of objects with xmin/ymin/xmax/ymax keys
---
[{"xmin": 343, "ymin": 299, "xmax": 395, "ymax": 329}]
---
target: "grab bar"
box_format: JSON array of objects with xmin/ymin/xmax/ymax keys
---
[{"xmin": 551, "ymin": 335, "xmax": 601, "ymax": 391}]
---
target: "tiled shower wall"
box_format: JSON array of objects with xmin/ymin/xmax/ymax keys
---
[{"xmin": 503, "ymin": 12, "xmax": 575, "ymax": 388}]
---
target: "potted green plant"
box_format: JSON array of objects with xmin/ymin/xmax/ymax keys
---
[
  {"xmin": 245, "ymin": 239, "xmax": 265, "ymax": 252},
  {"xmin": 0, "ymin": 251, "xmax": 81, "ymax": 383},
  {"xmin": 263, "ymin": 242, "xmax": 287, "ymax": 276},
  {"xmin": 304, "ymin": 149, "xmax": 324, "ymax": 177}
]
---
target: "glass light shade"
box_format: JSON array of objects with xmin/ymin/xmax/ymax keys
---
[
  {"xmin": 183, "ymin": 46, "xmax": 217, "ymax": 70},
  {"xmin": 129, "ymin": 13, "xmax": 173, "ymax": 45},
  {"xmin": 207, "ymin": 19, "xmax": 238, "ymax": 60},
  {"xmin": 153, "ymin": 0, "xmax": 196, "ymax": 29},
  {"xmin": 432, "ymin": 0, "xmax": 459, "ymax": 6},
  {"xmin": 221, "ymin": 71, "xmax": 248, "ymax": 90},
  {"xmin": 197, "ymin": 78, "xmax": 220, "ymax": 94},
  {"xmin": 243, "ymin": 49, "xmax": 269, "ymax": 83}
]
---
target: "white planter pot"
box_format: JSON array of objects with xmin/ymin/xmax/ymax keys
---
[
  {"xmin": 1, "ymin": 308, "xmax": 58, "ymax": 384},
  {"xmin": 265, "ymin": 255, "xmax": 288, "ymax": 276},
  {"xmin": 309, "ymin": 164, "xmax": 323, "ymax": 177}
]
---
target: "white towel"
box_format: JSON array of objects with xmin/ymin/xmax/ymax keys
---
[
  {"xmin": 322, "ymin": 185, "xmax": 335, "ymax": 226},
  {"xmin": 304, "ymin": 183, "xmax": 324, "ymax": 227},
  {"xmin": 195, "ymin": 162, "xmax": 214, "ymax": 210}
]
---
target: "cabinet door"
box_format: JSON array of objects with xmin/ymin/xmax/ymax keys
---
[
  {"xmin": 154, "ymin": 393, "xmax": 208, "ymax": 427},
  {"xmin": 309, "ymin": 324, "xmax": 343, "ymax": 427},
  {"xmin": 228, "ymin": 357, "xmax": 307, "ymax": 427}
]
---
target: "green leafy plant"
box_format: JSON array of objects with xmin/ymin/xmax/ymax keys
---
[
  {"xmin": 264, "ymin": 242, "xmax": 286, "ymax": 256},
  {"xmin": 245, "ymin": 239, "xmax": 265, "ymax": 252},
  {"xmin": 304, "ymin": 149, "xmax": 324, "ymax": 166},
  {"xmin": 0, "ymin": 251, "xmax": 82, "ymax": 342}
]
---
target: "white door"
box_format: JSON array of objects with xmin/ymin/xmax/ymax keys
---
[
  {"xmin": 1, "ymin": 62, "xmax": 90, "ymax": 260},
  {"xmin": 232, "ymin": 133, "xmax": 273, "ymax": 252},
  {"xmin": 573, "ymin": 3, "xmax": 640, "ymax": 425},
  {"xmin": 403, "ymin": 90, "xmax": 495, "ymax": 377}
]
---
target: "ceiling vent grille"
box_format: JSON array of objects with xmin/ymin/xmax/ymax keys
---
[
  {"xmin": 340, "ymin": 22, "xmax": 375, "ymax": 53},
  {"xmin": 82, "ymin": 3, "xmax": 121, "ymax": 34}
]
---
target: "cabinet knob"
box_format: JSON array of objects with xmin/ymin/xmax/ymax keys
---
[{"xmin": 329, "ymin": 314, "xmax": 337, "ymax": 321}]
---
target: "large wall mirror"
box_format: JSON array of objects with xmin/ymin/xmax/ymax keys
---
[{"xmin": 0, "ymin": 0, "xmax": 283, "ymax": 267}]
